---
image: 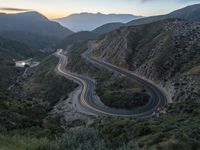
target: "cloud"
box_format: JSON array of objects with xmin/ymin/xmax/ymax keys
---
[{"xmin": 0, "ymin": 7, "xmax": 32, "ymax": 12}]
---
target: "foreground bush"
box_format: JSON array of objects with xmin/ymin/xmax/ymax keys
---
[
  {"xmin": 40, "ymin": 127, "xmax": 106, "ymax": 150},
  {"xmin": 0, "ymin": 134, "xmax": 48, "ymax": 150},
  {"xmin": 94, "ymin": 103, "xmax": 200, "ymax": 150}
]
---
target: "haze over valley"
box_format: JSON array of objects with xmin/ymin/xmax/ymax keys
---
[{"xmin": 54, "ymin": 13, "xmax": 142, "ymax": 32}]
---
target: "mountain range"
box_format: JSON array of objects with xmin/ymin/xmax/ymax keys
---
[
  {"xmin": 58, "ymin": 3, "xmax": 200, "ymax": 50},
  {"xmin": 54, "ymin": 13, "xmax": 142, "ymax": 32},
  {"xmin": 93, "ymin": 4, "xmax": 200, "ymax": 35},
  {"xmin": 0, "ymin": 11, "xmax": 74, "ymax": 50},
  {"xmin": 127, "ymin": 3, "xmax": 200, "ymax": 26},
  {"xmin": 0, "ymin": 11, "xmax": 73, "ymax": 39}
]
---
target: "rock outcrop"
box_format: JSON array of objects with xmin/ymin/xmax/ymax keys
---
[{"xmin": 91, "ymin": 19, "xmax": 200, "ymax": 103}]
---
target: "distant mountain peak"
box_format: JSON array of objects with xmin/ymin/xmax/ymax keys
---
[
  {"xmin": 18, "ymin": 11, "xmax": 42, "ymax": 15},
  {"xmin": 15, "ymin": 11, "xmax": 49, "ymax": 21},
  {"xmin": 54, "ymin": 12, "xmax": 143, "ymax": 32},
  {"xmin": 0, "ymin": 11, "xmax": 73, "ymax": 39},
  {"xmin": 127, "ymin": 3, "xmax": 200, "ymax": 26}
]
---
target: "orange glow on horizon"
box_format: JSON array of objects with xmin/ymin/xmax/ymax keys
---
[
  {"xmin": 0, "ymin": 9, "xmax": 164, "ymax": 19},
  {"xmin": 45, "ymin": 12, "xmax": 70, "ymax": 19},
  {"xmin": 0, "ymin": 0, "xmax": 199, "ymax": 20},
  {"xmin": 0, "ymin": 10, "xmax": 70, "ymax": 19}
]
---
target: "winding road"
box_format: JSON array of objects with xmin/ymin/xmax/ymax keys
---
[{"xmin": 54, "ymin": 49, "xmax": 169, "ymax": 117}]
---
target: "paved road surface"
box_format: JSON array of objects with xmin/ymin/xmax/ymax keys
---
[{"xmin": 54, "ymin": 49, "xmax": 169, "ymax": 117}]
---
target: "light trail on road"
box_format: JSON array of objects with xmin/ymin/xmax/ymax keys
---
[{"xmin": 54, "ymin": 49, "xmax": 169, "ymax": 117}]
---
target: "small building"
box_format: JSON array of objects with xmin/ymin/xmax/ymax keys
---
[{"xmin": 15, "ymin": 61, "xmax": 29, "ymax": 67}]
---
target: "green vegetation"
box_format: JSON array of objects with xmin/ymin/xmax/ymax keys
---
[
  {"xmin": 100, "ymin": 90, "xmax": 149, "ymax": 109},
  {"xmin": 0, "ymin": 18, "xmax": 199, "ymax": 149},
  {"xmin": 0, "ymin": 40, "xmax": 199, "ymax": 150},
  {"xmin": 0, "ymin": 135, "xmax": 48, "ymax": 150},
  {"xmin": 0, "ymin": 54, "xmax": 78, "ymax": 149},
  {"xmin": 0, "ymin": 31, "xmax": 60, "ymax": 51},
  {"xmin": 65, "ymin": 42, "xmax": 149, "ymax": 109},
  {"xmin": 0, "ymin": 37, "xmax": 48, "ymax": 89},
  {"xmin": 21, "ymin": 55, "xmax": 77, "ymax": 107},
  {"xmin": 0, "ymin": 89, "xmax": 63, "ymax": 150},
  {"xmin": 96, "ymin": 77, "xmax": 149, "ymax": 109},
  {"xmin": 1, "ymin": 95, "xmax": 199, "ymax": 150},
  {"xmin": 0, "ymin": 37, "xmax": 43, "ymax": 59},
  {"xmin": 40, "ymin": 127, "xmax": 132, "ymax": 150},
  {"xmin": 57, "ymin": 31, "xmax": 97, "ymax": 49},
  {"xmin": 94, "ymin": 102, "xmax": 200, "ymax": 149},
  {"xmin": 0, "ymin": 47, "xmax": 78, "ymax": 149},
  {"xmin": 0, "ymin": 37, "xmax": 28, "ymax": 89},
  {"xmin": 40, "ymin": 128, "xmax": 107, "ymax": 150},
  {"xmin": 0, "ymin": 65, "xmax": 23, "ymax": 89}
]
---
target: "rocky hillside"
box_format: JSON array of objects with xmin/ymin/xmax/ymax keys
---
[
  {"xmin": 93, "ymin": 4, "xmax": 200, "ymax": 36},
  {"xmin": 91, "ymin": 19, "xmax": 200, "ymax": 103},
  {"xmin": 92, "ymin": 22, "xmax": 124, "ymax": 35},
  {"xmin": 127, "ymin": 4, "xmax": 200, "ymax": 26}
]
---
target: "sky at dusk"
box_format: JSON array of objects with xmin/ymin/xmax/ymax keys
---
[{"xmin": 0, "ymin": 0, "xmax": 199, "ymax": 19}]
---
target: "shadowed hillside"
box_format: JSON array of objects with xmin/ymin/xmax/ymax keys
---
[
  {"xmin": 57, "ymin": 31, "xmax": 98, "ymax": 48},
  {"xmin": 0, "ymin": 11, "xmax": 73, "ymax": 39}
]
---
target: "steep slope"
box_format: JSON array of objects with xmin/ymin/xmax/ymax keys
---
[
  {"xmin": 0, "ymin": 37, "xmax": 38, "ymax": 62},
  {"xmin": 57, "ymin": 31, "xmax": 98, "ymax": 48},
  {"xmin": 126, "ymin": 15, "xmax": 165, "ymax": 26},
  {"xmin": 168, "ymin": 3, "xmax": 200, "ymax": 21},
  {"xmin": 0, "ymin": 11, "xmax": 73, "ymax": 39},
  {"xmin": 54, "ymin": 13, "xmax": 142, "ymax": 32},
  {"xmin": 92, "ymin": 22, "xmax": 124, "ymax": 35},
  {"xmin": 92, "ymin": 4, "xmax": 200, "ymax": 36},
  {"xmin": 91, "ymin": 19, "xmax": 200, "ymax": 103},
  {"xmin": 127, "ymin": 4, "xmax": 200, "ymax": 26},
  {"xmin": 0, "ymin": 31, "xmax": 59, "ymax": 50},
  {"xmin": 11, "ymin": 55, "xmax": 77, "ymax": 107},
  {"xmin": 0, "ymin": 37, "xmax": 37, "ymax": 88},
  {"xmin": 0, "ymin": 56, "xmax": 74, "ymax": 150}
]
